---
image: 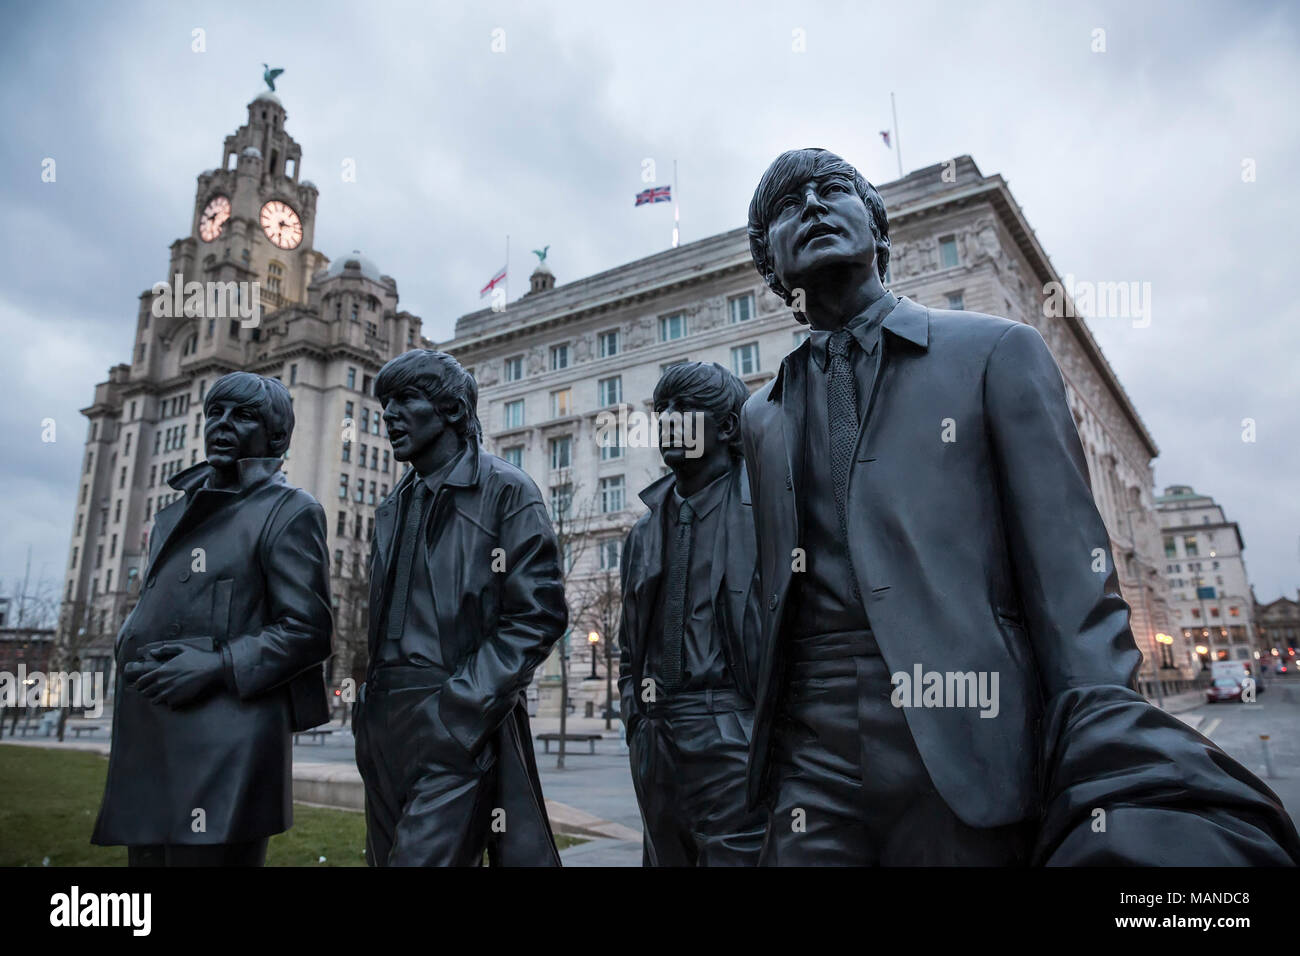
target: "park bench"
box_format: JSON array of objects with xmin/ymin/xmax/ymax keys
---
[
  {"xmin": 535, "ymin": 732, "xmax": 601, "ymax": 755},
  {"xmin": 68, "ymin": 725, "xmax": 101, "ymax": 738},
  {"xmin": 293, "ymin": 728, "xmax": 337, "ymax": 745}
]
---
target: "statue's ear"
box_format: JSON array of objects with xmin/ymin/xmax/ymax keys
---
[{"xmin": 718, "ymin": 411, "xmax": 741, "ymax": 444}]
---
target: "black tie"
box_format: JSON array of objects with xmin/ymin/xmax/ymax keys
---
[
  {"xmin": 826, "ymin": 329, "xmax": 863, "ymax": 602},
  {"xmin": 386, "ymin": 480, "xmax": 429, "ymax": 642},
  {"xmin": 661, "ymin": 498, "xmax": 695, "ymax": 694}
]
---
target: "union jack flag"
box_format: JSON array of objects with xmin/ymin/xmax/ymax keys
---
[{"xmin": 635, "ymin": 185, "xmax": 672, "ymax": 206}]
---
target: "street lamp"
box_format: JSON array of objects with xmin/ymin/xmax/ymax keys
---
[{"xmin": 587, "ymin": 630, "xmax": 600, "ymax": 679}]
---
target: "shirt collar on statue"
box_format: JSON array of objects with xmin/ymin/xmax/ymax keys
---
[
  {"xmin": 411, "ymin": 442, "xmax": 472, "ymax": 496},
  {"xmin": 808, "ymin": 290, "xmax": 899, "ymax": 372},
  {"xmin": 669, "ymin": 467, "xmax": 730, "ymax": 523}
]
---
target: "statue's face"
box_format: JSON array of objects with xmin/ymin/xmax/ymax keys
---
[
  {"xmin": 655, "ymin": 396, "xmax": 723, "ymax": 471},
  {"xmin": 382, "ymin": 385, "xmax": 450, "ymax": 463},
  {"xmin": 766, "ymin": 172, "xmax": 877, "ymax": 293},
  {"xmin": 204, "ymin": 399, "xmax": 272, "ymax": 468}
]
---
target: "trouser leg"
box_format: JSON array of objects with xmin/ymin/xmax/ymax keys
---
[
  {"xmin": 632, "ymin": 716, "xmax": 694, "ymax": 867},
  {"xmin": 129, "ymin": 840, "xmax": 268, "ymax": 867},
  {"xmin": 672, "ymin": 709, "xmax": 765, "ymax": 866},
  {"xmin": 364, "ymin": 685, "xmax": 499, "ymax": 867},
  {"xmin": 760, "ymin": 663, "xmax": 872, "ymax": 866},
  {"xmin": 355, "ymin": 690, "xmax": 400, "ymax": 867}
]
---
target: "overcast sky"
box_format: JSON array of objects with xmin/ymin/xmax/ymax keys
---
[{"xmin": 1, "ymin": 0, "xmax": 1297, "ymax": 606}]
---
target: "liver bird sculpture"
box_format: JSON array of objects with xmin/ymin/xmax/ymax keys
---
[{"xmin": 262, "ymin": 64, "xmax": 285, "ymax": 92}]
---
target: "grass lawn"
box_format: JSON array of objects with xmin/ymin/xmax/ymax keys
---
[{"xmin": 0, "ymin": 744, "xmax": 583, "ymax": 866}]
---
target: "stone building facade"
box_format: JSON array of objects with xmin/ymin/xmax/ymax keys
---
[
  {"xmin": 1155, "ymin": 485, "xmax": 1261, "ymax": 671},
  {"xmin": 1253, "ymin": 589, "xmax": 1300, "ymax": 673},
  {"xmin": 57, "ymin": 92, "xmax": 428, "ymax": 695},
  {"xmin": 444, "ymin": 156, "xmax": 1185, "ymax": 714}
]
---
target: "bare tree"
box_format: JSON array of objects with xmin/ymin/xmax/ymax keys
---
[
  {"xmin": 547, "ymin": 481, "xmax": 606, "ymax": 769},
  {"xmin": 570, "ymin": 566, "xmax": 625, "ymax": 730}
]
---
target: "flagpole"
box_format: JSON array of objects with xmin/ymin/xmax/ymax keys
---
[
  {"xmin": 891, "ymin": 92, "xmax": 903, "ymax": 179},
  {"xmin": 672, "ymin": 159, "xmax": 680, "ymax": 248},
  {"xmin": 505, "ymin": 234, "xmax": 510, "ymax": 305}
]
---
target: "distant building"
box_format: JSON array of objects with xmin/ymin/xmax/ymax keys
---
[
  {"xmin": 1253, "ymin": 589, "xmax": 1300, "ymax": 672},
  {"xmin": 0, "ymin": 628, "xmax": 55, "ymax": 681},
  {"xmin": 1155, "ymin": 485, "xmax": 1260, "ymax": 671},
  {"xmin": 446, "ymin": 156, "xmax": 1182, "ymax": 711}
]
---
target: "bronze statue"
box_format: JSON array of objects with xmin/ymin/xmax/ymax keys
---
[
  {"xmin": 740, "ymin": 147, "xmax": 1300, "ymax": 865},
  {"xmin": 92, "ymin": 371, "xmax": 332, "ymax": 866},
  {"xmin": 618, "ymin": 362, "xmax": 766, "ymax": 865},
  {"xmin": 354, "ymin": 349, "xmax": 566, "ymax": 866}
]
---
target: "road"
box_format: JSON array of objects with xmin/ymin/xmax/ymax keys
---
[{"xmin": 1176, "ymin": 675, "xmax": 1300, "ymax": 835}]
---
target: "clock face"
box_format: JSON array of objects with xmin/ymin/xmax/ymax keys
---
[
  {"xmin": 260, "ymin": 200, "xmax": 303, "ymax": 250},
  {"xmin": 198, "ymin": 195, "xmax": 231, "ymax": 242}
]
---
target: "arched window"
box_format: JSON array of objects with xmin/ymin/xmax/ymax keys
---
[{"xmin": 182, "ymin": 334, "xmax": 197, "ymax": 356}]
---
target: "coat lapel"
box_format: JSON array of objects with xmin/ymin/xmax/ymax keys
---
[
  {"xmin": 851, "ymin": 296, "xmax": 930, "ymax": 464},
  {"xmin": 776, "ymin": 341, "xmax": 809, "ymax": 545},
  {"xmin": 629, "ymin": 474, "xmax": 673, "ymax": 674}
]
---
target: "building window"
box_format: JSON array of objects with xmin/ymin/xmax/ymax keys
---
[
  {"xmin": 363, "ymin": 374, "xmax": 373, "ymax": 395},
  {"xmin": 1183, "ymin": 536, "xmax": 1199, "ymax": 557},
  {"xmin": 728, "ymin": 293, "xmax": 755, "ymax": 324},
  {"xmin": 659, "ymin": 312, "xmax": 687, "ymax": 341},
  {"xmin": 334, "ymin": 549, "xmax": 343, "ymax": 572},
  {"xmin": 339, "ymin": 475, "xmax": 349, "ymax": 499},
  {"xmin": 351, "ymin": 303, "xmax": 359, "ymax": 322},
  {"xmin": 549, "ymin": 435, "xmax": 572, "ymax": 470},
  {"xmin": 598, "ymin": 375, "xmax": 622, "ymax": 407},
  {"xmin": 289, "ymin": 363, "xmax": 298, "ymax": 385},
  {"xmin": 347, "ymin": 367, "xmax": 357, "ymax": 390},
  {"xmin": 359, "ymin": 443, "xmax": 368, "ymax": 468},
  {"xmin": 549, "ymin": 484, "xmax": 573, "ymax": 522},
  {"xmin": 360, "ymin": 408, "xmax": 370, "ymax": 434},
  {"xmin": 371, "ymin": 446, "xmax": 378, "ymax": 469},
  {"xmin": 598, "ymin": 329, "xmax": 620, "ymax": 358},
  {"xmin": 354, "ymin": 479, "xmax": 364, "ymax": 503},
  {"xmin": 731, "ymin": 342, "xmax": 760, "ymax": 376},
  {"xmin": 1230, "ymin": 606, "xmax": 1239, "ymax": 617},
  {"xmin": 366, "ymin": 321, "xmax": 378, "ymax": 337},
  {"xmin": 504, "ymin": 355, "xmax": 524, "ymax": 382},
  {"xmin": 382, "ymin": 450, "xmax": 390, "ymax": 473},
  {"xmin": 502, "ymin": 445, "xmax": 523, "ymax": 468},
  {"xmin": 550, "ymin": 344, "xmax": 569, "ymax": 370},
  {"xmin": 599, "ymin": 475, "xmax": 625, "ymax": 513},
  {"xmin": 336, "ymin": 511, "xmax": 347, "ymax": 536},
  {"xmin": 946, "ymin": 291, "xmax": 965, "ymax": 310},
  {"xmin": 598, "ymin": 537, "xmax": 622, "ymax": 571},
  {"xmin": 342, "ymin": 442, "xmax": 351, "ymax": 463},
  {"xmin": 1163, "ymin": 537, "xmax": 1176, "ymax": 558},
  {"xmin": 600, "ymin": 424, "xmax": 624, "ymax": 460},
  {"xmin": 503, "ymin": 399, "xmax": 525, "ymax": 429},
  {"xmin": 266, "ymin": 261, "xmax": 283, "ymax": 294},
  {"xmin": 939, "ymin": 235, "xmax": 959, "ymax": 268},
  {"xmin": 550, "ymin": 388, "xmax": 572, "ymax": 418},
  {"xmin": 369, "ymin": 481, "xmax": 377, "ymax": 506}
]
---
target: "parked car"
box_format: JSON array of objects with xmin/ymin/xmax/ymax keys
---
[{"xmin": 1206, "ymin": 678, "xmax": 1244, "ymax": 703}]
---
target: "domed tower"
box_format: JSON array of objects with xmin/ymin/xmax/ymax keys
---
[
  {"xmin": 527, "ymin": 247, "xmax": 556, "ymax": 295},
  {"xmin": 131, "ymin": 84, "xmax": 330, "ymax": 384}
]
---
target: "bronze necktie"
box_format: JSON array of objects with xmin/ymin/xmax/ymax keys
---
[
  {"xmin": 661, "ymin": 498, "xmax": 695, "ymax": 694},
  {"xmin": 826, "ymin": 330, "xmax": 863, "ymax": 602}
]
